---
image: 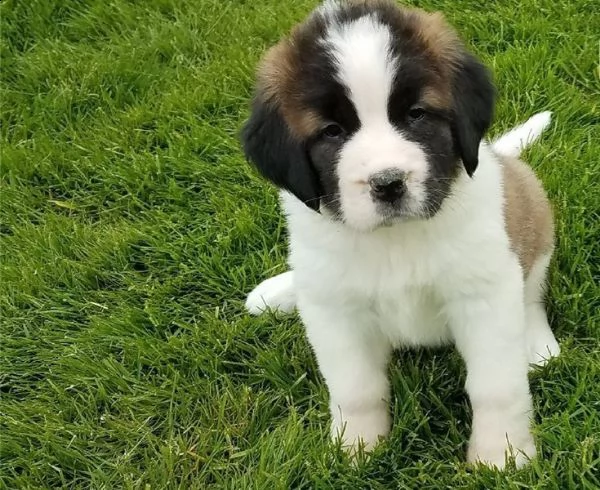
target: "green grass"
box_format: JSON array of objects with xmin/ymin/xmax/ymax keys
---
[{"xmin": 1, "ymin": 0, "xmax": 598, "ymax": 487}]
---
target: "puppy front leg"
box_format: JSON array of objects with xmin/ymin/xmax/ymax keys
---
[
  {"xmin": 298, "ymin": 297, "xmax": 392, "ymax": 453},
  {"xmin": 447, "ymin": 278, "xmax": 536, "ymax": 469}
]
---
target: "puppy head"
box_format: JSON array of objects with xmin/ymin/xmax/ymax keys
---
[{"xmin": 242, "ymin": 0, "xmax": 495, "ymax": 230}]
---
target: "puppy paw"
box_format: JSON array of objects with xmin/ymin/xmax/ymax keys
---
[
  {"xmin": 245, "ymin": 271, "xmax": 296, "ymax": 315},
  {"xmin": 527, "ymin": 328, "xmax": 560, "ymax": 367},
  {"xmin": 331, "ymin": 406, "xmax": 390, "ymax": 455},
  {"xmin": 468, "ymin": 427, "xmax": 536, "ymax": 469}
]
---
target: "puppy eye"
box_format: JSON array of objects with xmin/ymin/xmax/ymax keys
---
[
  {"xmin": 407, "ymin": 107, "xmax": 426, "ymax": 122},
  {"xmin": 322, "ymin": 123, "xmax": 345, "ymax": 139}
]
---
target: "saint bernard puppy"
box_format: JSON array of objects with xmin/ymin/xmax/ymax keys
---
[{"xmin": 241, "ymin": 0, "xmax": 560, "ymax": 468}]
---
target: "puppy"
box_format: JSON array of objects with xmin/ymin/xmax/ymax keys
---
[{"xmin": 241, "ymin": 0, "xmax": 559, "ymax": 468}]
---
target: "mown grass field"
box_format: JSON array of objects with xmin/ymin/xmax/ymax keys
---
[{"xmin": 1, "ymin": 0, "xmax": 598, "ymax": 487}]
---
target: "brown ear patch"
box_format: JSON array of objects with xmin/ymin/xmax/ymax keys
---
[
  {"xmin": 501, "ymin": 155, "xmax": 554, "ymax": 276},
  {"xmin": 256, "ymin": 39, "xmax": 323, "ymax": 139}
]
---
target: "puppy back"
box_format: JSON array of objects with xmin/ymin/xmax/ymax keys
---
[{"xmin": 501, "ymin": 154, "xmax": 554, "ymax": 275}]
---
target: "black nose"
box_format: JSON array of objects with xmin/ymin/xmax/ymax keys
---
[{"xmin": 369, "ymin": 169, "xmax": 406, "ymax": 203}]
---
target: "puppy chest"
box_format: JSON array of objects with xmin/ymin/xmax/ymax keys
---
[
  {"xmin": 294, "ymin": 254, "xmax": 452, "ymax": 347},
  {"xmin": 375, "ymin": 288, "xmax": 451, "ymax": 347}
]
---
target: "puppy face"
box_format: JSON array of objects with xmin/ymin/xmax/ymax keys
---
[{"xmin": 242, "ymin": 0, "xmax": 495, "ymax": 231}]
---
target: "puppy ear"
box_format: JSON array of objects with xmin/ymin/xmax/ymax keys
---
[
  {"xmin": 241, "ymin": 98, "xmax": 322, "ymax": 211},
  {"xmin": 451, "ymin": 52, "xmax": 496, "ymax": 176}
]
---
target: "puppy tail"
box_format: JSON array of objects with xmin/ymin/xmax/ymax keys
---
[{"xmin": 492, "ymin": 111, "xmax": 552, "ymax": 157}]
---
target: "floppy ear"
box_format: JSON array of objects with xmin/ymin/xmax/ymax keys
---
[
  {"xmin": 241, "ymin": 98, "xmax": 322, "ymax": 211},
  {"xmin": 451, "ymin": 52, "xmax": 496, "ymax": 176}
]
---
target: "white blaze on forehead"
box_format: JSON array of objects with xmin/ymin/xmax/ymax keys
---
[{"xmin": 324, "ymin": 15, "xmax": 397, "ymax": 124}]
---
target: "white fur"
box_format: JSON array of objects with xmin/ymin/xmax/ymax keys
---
[
  {"xmin": 324, "ymin": 18, "xmax": 430, "ymax": 230},
  {"xmin": 326, "ymin": 16, "xmax": 397, "ymax": 120},
  {"xmin": 492, "ymin": 111, "xmax": 552, "ymax": 158},
  {"xmin": 245, "ymin": 115, "xmax": 558, "ymax": 468}
]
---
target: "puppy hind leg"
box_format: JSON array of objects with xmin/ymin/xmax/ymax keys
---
[{"xmin": 524, "ymin": 253, "xmax": 560, "ymax": 367}]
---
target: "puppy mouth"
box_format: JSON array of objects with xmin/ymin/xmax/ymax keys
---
[
  {"xmin": 340, "ymin": 202, "xmax": 425, "ymax": 232},
  {"xmin": 325, "ymin": 183, "xmax": 431, "ymax": 230},
  {"xmin": 376, "ymin": 187, "xmax": 425, "ymax": 219},
  {"xmin": 378, "ymin": 205, "xmax": 422, "ymax": 225}
]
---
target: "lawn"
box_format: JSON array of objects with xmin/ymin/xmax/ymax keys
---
[{"xmin": 1, "ymin": 0, "xmax": 598, "ymax": 487}]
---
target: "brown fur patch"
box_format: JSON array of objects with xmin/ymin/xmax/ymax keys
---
[
  {"xmin": 411, "ymin": 10, "xmax": 461, "ymax": 68},
  {"xmin": 256, "ymin": 39, "xmax": 323, "ymax": 138},
  {"xmin": 421, "ymin": 86, "xmax": 452, "ymax": 109},
  {"xmin": 501, "ymin": 154, "xmax": 554, "ymax": 275},
  {"xmin": 407, "ymin": 9, "xmax": 462, "ymax": 109}
]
